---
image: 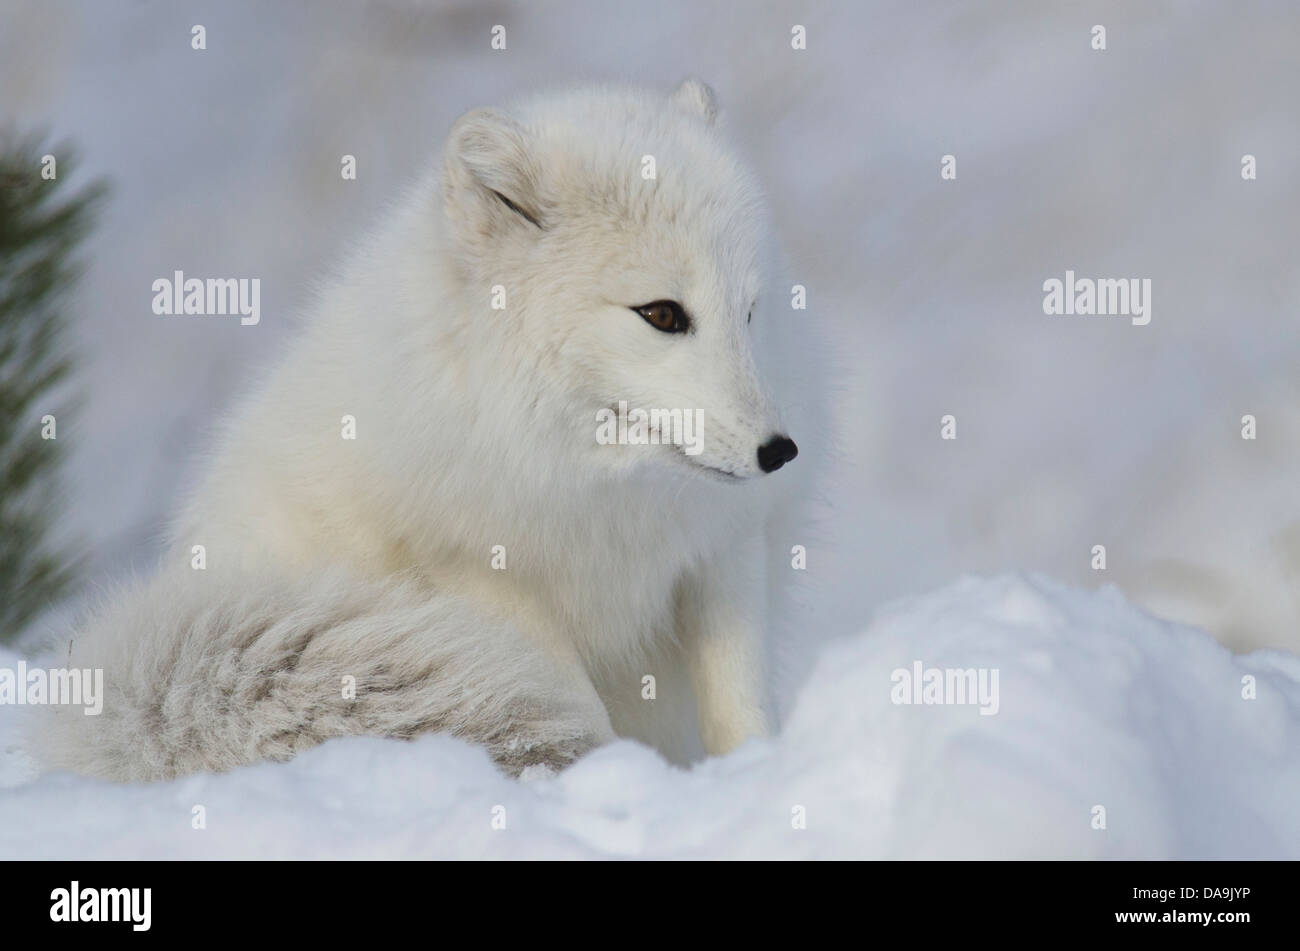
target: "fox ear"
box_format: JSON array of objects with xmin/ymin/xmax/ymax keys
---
[
  {"xmin": 442, "ymin": 108, "xmax": 544, "ymax": 238},
  {"xmin": 671, "ymin": 78, "xmax": 718, "ymax": 125}
]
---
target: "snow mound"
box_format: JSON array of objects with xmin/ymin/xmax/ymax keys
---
[{"xmin": 2, "ymin": 574, "xmax": 1297, "ymax": 859}]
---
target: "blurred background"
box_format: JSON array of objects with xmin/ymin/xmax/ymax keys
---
[{"xmin": 2, "ymin": 0, "xmax": 1297, "ymax": 658}]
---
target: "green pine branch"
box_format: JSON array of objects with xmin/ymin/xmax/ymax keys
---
[{"xmin": 0, "ymin": 132, "xmax": 106, "ymax": 642}]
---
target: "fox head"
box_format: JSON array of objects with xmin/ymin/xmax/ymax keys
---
[{"xmin": 439, "ymin": 80, "xmax": 797, "ymax": 483}]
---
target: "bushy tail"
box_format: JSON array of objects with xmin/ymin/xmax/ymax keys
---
[{"xmin": 33, "ymin": 565, "xmax": 613, "ymax": 781}]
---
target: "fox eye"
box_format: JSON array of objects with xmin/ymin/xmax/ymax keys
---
[{"xmin": 632, "ymin": 300, "xmax": 690, "ymax": 334}]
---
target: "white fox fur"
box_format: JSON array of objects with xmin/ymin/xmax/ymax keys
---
[{"xmin": 36, "ymin": 80, "xmax": 821, "ymax": 780}]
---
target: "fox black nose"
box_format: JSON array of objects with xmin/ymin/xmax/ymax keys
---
[{"xmin": 757, "ymin": 435, "xmax": 798, "ymax": 473}]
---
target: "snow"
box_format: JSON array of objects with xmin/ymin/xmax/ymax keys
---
[{"xmin": 4, "ymin": 573, "xmax": 1296, "ymax": 859}]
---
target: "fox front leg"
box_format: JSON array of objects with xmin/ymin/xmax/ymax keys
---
[{"xmin": 678, "ymin": 536, "xmax": 773, "ymax": 756}]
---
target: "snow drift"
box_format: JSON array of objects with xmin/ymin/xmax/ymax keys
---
[{"xmin": 2, "ymin": 573, "xmax": 1297, "ymax": 859}]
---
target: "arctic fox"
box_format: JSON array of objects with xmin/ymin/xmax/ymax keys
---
[{"xmin": 36, "ymin": 80, "xmax": 816, "ymax": 780}]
